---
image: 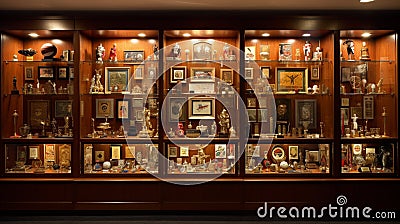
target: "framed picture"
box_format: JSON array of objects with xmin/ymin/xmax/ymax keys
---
[
  {"xmin": 170, "ymin": 66, "xmax": 186, "ymax": 83},
  {"xmin": 55, "ymin": 100, "xmax": 72, "ymax": 118},
  {"xmin": 352, "ymin": 144, "xmax": 362, "ymax": 155},
  {"xmin": 247, "ymin": 109, "xmax": 257, "ymax": 122},
  {"xmin": 215, "ymin": 144, "xmax": 227, "ymax": 158},
  {"xmin": 123, "ymin": 50, "xmax": 144, "ymax": 63},
  {"xmin": 188, "ymin": 97, "xmax": 215, "ymax": 119},
  {"xmin": 38, "ymin": 66, "xmax": 54, "ymax": 79},
  {"xmin": 190, "ymin": 67, "xmax": 215, "ymax": 82},
  {"xmin": 111, "ymin": 145, "xmax": 121, "ymax": 160},
  {"xmin": 148, "ymin": 67, "xmax": 156, "ymax": 79},
  {"xmin": 245, "ymin": 46, "xmax": 256, "ymax": 60},
  {"xmin": 341, "ymin": 67, "xmax": 351, "ymax": 82},
  {"xmin": 62, "ymin": 50, "xmax": 69, "ymax": 61},
  {"xmin": 95, "ymin": 98, "xmax": 114, "ymax": 118},
  {"xmin": 308, "ymin": 151, "xmax": 319, "ymax": 163},
  {"xmin": 257, "ymin": 109, "xmax": 268, "ymax": 122},
  {"xmin": 147, "ymin": 97, "xmax": 158, "ymax": 110},
  {"xmin": 188, "ymin": 83, "xmax": 215, "ymax": 94},
  {"xmin": 247, "ymin": 97, "xmax": 257, "ymax": 108},
  {"xmin": 169, "ymin": 146, "xmax": 177, "ymax": 158},
  {"xmin": 275, "ymin": 98, "xmax": 290, "ymax": 121},
  {"xmin": 295, "ymin": 99, "xmax": 317, "ymax": 129},
  {"xmin": 272, "ymin": 145, "xmax": 285, "ymax": 162},
  {"xmin": 363, "ymin": 95, "xmax": 374, "ymax": 119},
  {"xmin": 220, "ymin": 69, "xmax": 233, "ymax": 85},
  {"xmin": 29, "ymin": 146, "xmax": 40, "ymax": 159},
  {"xmin": 134, "ymin": 66, "xmax": 144, "ymax": 80},
  {"xmin": 279, "ymin": 43, "xmax": 292, "ymax": 61},
  {"xmin": 350, "ymin": 106, "xmax": 362, "ymax": 119},
  {"xmin": 69, "ymin": 67, "xmax": 74, "ymax": 79},
  {"xmin": 288, "ymin": 146, "xmax": 299, "ymax": 160},
  {"xmin": 341, "ymin": 98, "xmax": 350, "ymax": 107},
  {"xmin": 125, "ymin": 146, "xmax": 135, "ymax": 159},
  {"xmin": 310, "ymin": 66, "xmax": 320, "ymax": 80},
  {"xmin": 58, "ymin": 66, "xmax": 68, "ymax": 79},
  {"xmin": 95, "ymin": 151, "xmax": 105, "ymax": 162},
  {"xmin": 24, "ymin": 66, "xmax": 34, "ymax": 80},
  {"xmin": 341, "ymin": 108, "xmax": 349, "ymax": 126},
  {"xmin": 169, "ymin": 97, "xmax": 187, "ymax": 122},
  {"xmin": 276, "ymin": 67, "xmax": 308, "ymax": 93},
  {"xmin": 193, "ymin": 41, "xmax": 212, "ymax": 60},
  {"xmin": 116, "ymin": 99, "xmax": 130, "ymax": 119},
  {"xmin": 245, "ymin": 68, "xmax": 254, "ymax": 80},
  {"xmin": 132, "ymin": 98, "xmax": 144, "ymax": 108},
  {"xmin": 252, "ymin": 123, "xmax": 260, "ymax": 137},
  {"xmin": 44, "ymin": 144, "xmax": 56, "ymax": 163},
  {"xmin": 28, "ymin": 100, "xmax": 50, "ymax": 128},
  {"xmin": 180, "ymin": 146, "xmax": 189, "ymax": 157},
  {"xmin": 105, "ymin": 67, "xmax": 130, "ymax": 93},
  {"xmin": 260, "ymin": 66, "xmax": 271, "ymax": 79}
]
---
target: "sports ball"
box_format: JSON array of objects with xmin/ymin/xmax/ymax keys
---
[{"xmin": 40, "ymin": 43, "xmax": 57, "ymax": 58}]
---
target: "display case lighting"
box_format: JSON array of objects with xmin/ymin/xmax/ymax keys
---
[
  {"xmin": 138, "ymin": 33, "xmax": 146, "ymax": 37},
  {"xmin": 261, "ymin": 33, "xmax": 270, "ymax": 37},
  {"xmin": 302, "ymin": 33, "xmax": 311, "ymax": 37},
  {"xmin": 361, "ymin": 32, "xmax": 372, "ymax": 38},
  {"xmin": 28, "ymin": 33, "xmax": 39, "ymax": 38},
  {"xmin": 183, "ymin": 33, "xmax": 191, "ymax": 37},
  {"xmin": 360, "ymin": 0, "xmax": 374, "ymax": 3}
]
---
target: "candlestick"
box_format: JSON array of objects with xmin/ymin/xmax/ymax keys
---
[{"xmin": 382, "ymin": 107, "xmax": 388, "ymax": 137}]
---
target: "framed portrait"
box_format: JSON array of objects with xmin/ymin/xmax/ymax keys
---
[
  {"xmin": 169, "ymin": 146, "xmax": 177, "ymax": 158},
  {"xmin": 247, "ymin": 109, "xmax": 257, "ymax": 122},
  {"xmin": 180, "ymin": 146, "xmax": 189, "ymax": 157},
  {"xmin": 341, "ymin": 98, "xmax": 350, "ymax": 107},
  {"xmin": 58, "ymin": 66, "xmax": 68, "ymax": 79},
  {"xmin": 38, "ymin": 66, "xmax": 54, "ymax": 79},
  {"xmin": 29, "ymin": 146, "xmax": 40, "ymax": 159},
  {"xmin": 279, "ymin": 43, "xmax": 292, "ymax": 61},
  {"xmin": 134, "ymin": 66, "xmax": 144, "ymax": 80},
  {"xmin": 310, "ymin": 66, "xmax": 320, "ymax": 80},
  {"xmin": 341, "ymin": 67, "xmax": 351, "ymax": 82},
  {"xmin": 276, "ymin": 67, "xmax": 308, "ymax": 93},
  {"xmin": 132, "ymin": 98, "xmax": 144, "ymax": 108},
  {"xmin": 111, "ymin": 145, "xmax": 121, "ymax": 160},
  {"xmin": 363, "ymin": 95, "xmax": 374, "ymax": 119},
  {"xmin": 245, "ymin": 68, "xmax": 254, "ymax": 80},
  {"xmin": 135, "ymin": 109, "xmax": 144, "ymax": 121},
  {"xmin": 148, "ymin": 67, "xmax": 156, "ymax": 79},
  {"xmin": 95, "ymin": 98, "xmax": 114, "ymax": 118},
  {"xmin": 341, "ymin": 108, "xmax": 349, "ymax": 126},
  {"xmin": 257, "ymin": 109, "xmax": 268, "ymax": 122},
  {"xmin": 193, "ymin": 41, "xmax": 212, "ymax": 60},
  {"xmin": 245, "ymin": 46, "xmax": 256, "ymax": 60},
  {"xmin": 247, "ymin": 97, "xmax": 257, "ymax": 108},
  {"xmin": 190, "ymin": 67, "xmax": 215, "ymax": 82},
  {"xmin": 215, "ymin": 144, "xmax": 227, "ymax": 159},
  {"xmin": 44, "ymin": 144, "xmax": 56, "ymax": 164},
  {"xmin": 352, "ymin": 144, "xmax": 362, "ymax": 155},
  {"xmin": 55, "ymin": 100, "xmax": 72, "ymax": 118},
  {"xmin": 28, "ymin": 100, "xmax": 50, "ymax": 128},
  {"xmin": 169, "ymin": 97, "xmax": 187, "ymax": 122},
  {"xmin": 350, "ymin": 106, "xmax": 362, "ymax": 119},
  {"xmin": 288, "ymin": 146, "xmax": 299, "ymax": 160},
  {"xmin": 188, "ymin": 97, "xmax": 215, "ymax": 119},
  {"xmin": 105, "ymin": 67, "xmax": 130, "ymax": 93},
  {"xmin": 295, "ymin": 99, "xmax": 317, "ymax": 129},
  {"xmin": 220, "ymin": 69, "xmax": 233, "ymax": 85},
  {"xmin": 95, "ymin": 151, "xmax": 105, "ymax": 162},
  {"xmin": 24, "ymin": 66, "xmax": 34, "ymax": 80},
  {"xmin": 125, "ymin": 145, "xmax": 135, "ymax": 159},
  {"xmin": 123, "ymin": 50, "xmax": 144, "ymax": 63},
  {"xmin": 170, "ymin": 66, "xmax": 187, "ymax": 83},
  {"xmin": 275, "ymin": 98, "xmax": 290, "ymax": 121},
  {"xmin": 116, "ymin": 99, "xmax": 130, "ymax": 119},
  {"xmin": 260, "ymin": 66, "xmax": 271, "ymax": 79}
]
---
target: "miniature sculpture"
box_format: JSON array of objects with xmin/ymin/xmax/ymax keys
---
[
  {"xmin": 172, "ymin": 43, "xmax": 181, "ymax": 60},
  {"xmin": 223, "ymin": 43, "xmax": 230, "ymax": 60},
  {"xmin": 352, "ymin": 113, "xmax": 358, "ymax": 131},
  {"xmin": 153, "ymin": 44, "xmax": 159, "ymax": 60},
  {"xmin": 343, "ymin": 39, "xmax": 355, "ymax": 60},
  {"xmin": 382, "ymin": 107, "xmax": 388, "ymax": 137},
  {"xmin": 11, "ymin": 76, "xmax": 19, "ymax": 95},
  {"xmin": 303, "ymin": 41, "xmax": 312, "ymax": 61},
  {"xmin": 360, "ymin": 41, "xmax": 371, "ymax": 60},
  {"xmin": 90, "ymin": 69, "xmax": 104, "ymax": 94},
  {"xmin": 109, "ymin": 43, "xmax": 117, "ymax": 62},
  {"xmin": 96, "ymin": 43, "xmax": 105, "ymax": 62},
  {"xmin": 218, "ymin": 109, "xmax": 230, "ymax": 136}
]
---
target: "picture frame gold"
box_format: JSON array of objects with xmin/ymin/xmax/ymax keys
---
[
  {"xmin": 190, "ymin": 67, "xmax": 215, "ymax": 82},
  {"xmin": 111, "ymin": 145, "xmax": 121, "ymax": 160},
  {"xmin": 125, "ymin": 145, "xmax": 135, "ymax": 159},
  {"xmin": 28, "ymin": 100, "xmax": 50, "ymax": 128},
  {"xmin": 260, "ymin": 66, "xmax": 271, "ymax": 79},
  {"xmin": 188, "ymin": 96, "xmax": 215, "ymax": 119},
  {"xmin": 276, "ymin": 67, "xmax": 308, "ymax": 93},
  {"xmin": 288, "ymin": 145, "xmax": 299, "ymax": 160},
  {"xmin": 95, "ymin": 151, "xmax": 105, "ymax": 162},
  {"xmin": 59, "ymin": 144, "xmax": 71, "ymax": 168},
  {"xmin": 295, "ymin": 99, "xmax": 317, "ymax": 129},
  {"xmin": 169, "ymin": 146, "xmax": 177, "ymax": 158},
  {"xmin": 244, "ymin": 68, "xmax": 254, "ymax": 80},
  {"xmin": 44, "ymin": 144, "xmax": 56, "ymax": 164},
  {"xmin": 193, "ymin": 41, "xmax": 212, "ymax": 60},
  {"xmin": 215, "ymin": 144, "xmax": 227, "ymax": 158},
  {"xmin": 123, "ymin": 50, "xmax": 144, "ymax": 63},
  {"xmin": 29, "ymin": 145, "xmax": 40, "ymax": 159},
  {"xmin": 24, "ymin": 66, "xmax": 34, "ymax": 80},
  {"xmin": 170, "ymin": 66, "xmax": 187, "ymax": 83},
  {"xmin": 220, "ymin": 69, "xmax": 233, "ymax": 85},
  {"xmin": 180, "ymin": 146, "xmax": 189, "ymax": 157},
  {"xmin": 310, "ymin": 66, "xmax": 320, "ymax": 80},
  {"xmin": 116, "ymin": 99, "xmax": 130, "ymax": 119},
  {"xmin": 104, "ymin": 67, "xmax": 130, "ymax": 93},
  {"xmin": 95, "ymin": 98, "xmax": 114, "ymax": 118}
]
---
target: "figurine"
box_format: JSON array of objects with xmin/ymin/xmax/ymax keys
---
[
  {"xmin": 96, "ymin": 43, "xmax": 105, "ymax": 62},
  {"xmin": 312, "ymin": 46, "xmax": 322, "ymax": 61},
  {"xmin": 184, "ymin": 49, "xmax": 190, "ymax": 61},
  {"xmin": 377, "ymin": 78, "xmax": 384, "ymax": 93},
  {"xmin": 153, "ymin": 44, "xmax": 159, "ymax": 60},
  {"xmin": 343, "ymin": 39, "xmax": 355, "ymax": 60},
  {"xmin": 109, "ymin": 43, "xmax": 117, "ymax": 62},
  {"xmin": 218, "ymin": 109, "xmax": 230, "ymax": 136},
  {"xmin": 172, "ymin": 43, "xmax": 181, "ymax": 60},
  {"xmin": 176, "ymin": 122, "xmax": 185, "ymax": 137},
  {"xmin": 352, "ymin": 113, "xmax": 358, "ymax": 131},
  {"xmin": 360, "ymin": 41, "xmax": 371, "ymax": 60},
  {"xmin": 223, "ymin": 43, "xmax": 230, "ymax": 60},
  {"xmin": 11, "ymin": 76, "xmax": 19, "ymax": 95},
  {"xmin": 303, "ymin": 41, "xmax": 312, "ymax": 61}
]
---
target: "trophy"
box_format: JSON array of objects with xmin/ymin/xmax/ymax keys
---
[
  {"xmin": 382, "ymin": 107, "xmax": 388, "ymax": 137},
  {"xmin": 10, "ymin": 110, "xmax": 21, "ymax": 138}
]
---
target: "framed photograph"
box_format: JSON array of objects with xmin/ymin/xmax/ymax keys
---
[
  {"xmin": 55, "ymin": 100, "xmax": 72, "ymax": 118},
  {"xmin": 190, "ymin": 67, "xmax": 215, "ymax": 82},
  {"xmin": 169, "ymin": 146, "xmax": 177, "ymax": 158},
  {"xmin": 188, "ymin": 83, "xmax": 215, "ymax": 94},
  {"xmin": 148, "ymin": 67, "xmax": 156, "ymax": 79},
  {"xmin": 188, "ymin": 97, "xmax": 215, "ymax": 119},
  {"xmin": 276, "ymin": 67, "xmax": 308, "ymax": 93},
  {"xmin": 123, "ymin": 50, "xmax": 144, "ymax": 63},
  {"xmin": 350, "ymin": 106, "xmax": 362, "ymax": 119},
  {"xmin": 275, "ymin": 98, "xmax": 291, "ymax": 121},
  {"xmin": 29, "ymin": 146, "xmax": 40, "ymax": 159},
  {"xmin": 132, "ymin": 98, "xmax": 144, "ymax": 108},
  {"xmin": 105, "ymin": 67, "xmax": 130, "ymax": 93},
  {"xmin": 134, "ymin": 66, "xmax": 144, "ymax": 80},
  {"xmin": 116, "ymin": 99, "xmax": 130, "ymax": 119},
  {"xmin": 58, "ymin": 66, "xmax": 68, "ymax": 79},
  {"xmin": 245, "ymin": 68, "xmax": 254, "ymax": 80},
  {"xmin": 95, "ymin": 98, "xmax": 114, "ymax": 118},
  {"xmin": 247, "ymin": 97, "xmax": 257, "ymax": 108},
  {"xmin": 252, "ymin": 123, "xmax": 260, "ymax": 137},
  {"xmin": 310, "ymin": 66, "xmax": 320, "ymax": 80},
  {"xmin": 38, "ymin": 66, "xmax": 54, "ymax": 79},
  {"xmin": 125, "ymin": 146, "xmax": 135, "ymax": 159},
  {"xmin": 220, "ymin": 69, "xmax": 233, "ymax": 85},
  {"xmin": 295, "ymin": 99, "xmax": 317, "ymax": 129},
  {"xmin": 341, "ymin": 108, "xmax": 349, "ymax": 126},
  {"xmin": 272, "ymin": 145, "xmax": 285, "ymax": 162},
  {"xmin": 62, "ymin": 50, "xmax": 69, "ymax": 61},
  {"xmin": 147, "ymin": 97, "xmax": 158, "ymax": 110},
  {"xmin": 215, "ymin": 144, "xmax": 227, "ymax": 159},
  {"xmin": 288, "ymin": 146, "xmax": 299, "ymax": 160},
  {"xmin": 24, "ymin": 66, "xmax": 34, "ymax": 80},
  {"xmin": 170, "ymin": 66, "xmax": 187, "ymax": 83},
  {"xmin": 95, "ymin": 151, "xmax": 105, "ymax": 162},
  {"xmin": 69, "ymin": 67, "xmax": 74, "ymax": 79},
  {"xmin": 257, "ymin": 109, "xmax": 268, "ymax": 122},
  {"xmin": 28, "ymin": 100, "xmax": 50, "ymax": 128},
  {"xmin": 169, "ymin": 97, "xmax": 187, "ymax": 122},
  {"xmin": 363, "ymin": 95, "xmax": 374, "ymax": 119},
  {"xmin": 247, "ymin": 109, "xmax": 257, "ymax": 122},
  {"xmin": 111, "ymin": 145, "xmax": 121, "ymax": 160},
  {"xmin": 193, "ymin": 41, "xmax": 212, "ymax": 60},
  {"xmin": 44, "ymin": 144, "xmax": 56, "ymax": 163},
  {"xmin": 180, "ymin": 146, "xmax": 189, "ymax": 157},
  {"xmin": 341, "ymin": 98, "xmax": 350, "ymax": 107},
  {"xmin": 135, "ymin": 109, "xmax": 144, "ymax": 121},
  {"xmin": 245, "ymin": 46, "xmax": 256, "ymax": 60},
  {"xmin": 279, "ymin": 43, "xmax": 292, "ymax": 61},
  {"xmin": 341, "ymin": 67, "xmax": 351, "ymax": 82},
  {"xmin": 352, "ymin": 144, "xmax": 362, "ymax": 155},
  {"xmin": 308, "ymin": 151, "xmax": 319, "ymax": 163},
  {"xmin": 260, "ymin": 66, "xmax": 271, "ymax": 79}
]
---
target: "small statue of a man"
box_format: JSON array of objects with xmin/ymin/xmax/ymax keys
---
[
  {"xmin": 109, "ymin": 43, "xmax": 117, "ymax": 62},
  {"xmin": 303, "ymin": 41, "xmax": 312, "ymax": 61},
  {"xmin": 96, "ymin": 43, "xmax": 105, "ymax": 62},
  {"xmin": 352, "ymin": 113, "xmax": 358, "ymax": 130},
  {"xmin": 218, "ymin": 109, "xmax": 230, "ymax": 135},
  {"xmin": 360, "ymin": 41, "xmax": 371, "ymax": 60}
]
